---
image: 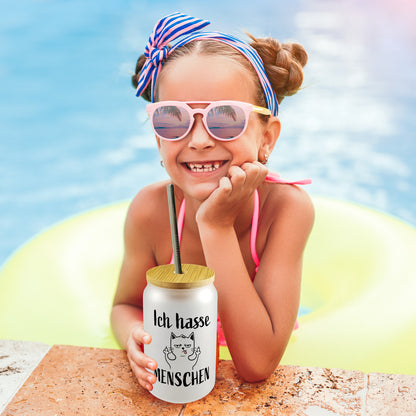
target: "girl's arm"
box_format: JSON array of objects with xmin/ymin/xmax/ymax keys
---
[
  {"xmin": 110, "ymin": 186, "xmax": 163, "ymax": 391},
  {"xmin": 196, "ymin": 164, "xmax": 314, "ymax": 382}
]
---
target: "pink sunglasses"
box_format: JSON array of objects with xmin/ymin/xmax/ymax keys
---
[{"xmin": 146, "ymin": 101, "xmax": 271, "ymax": 141}]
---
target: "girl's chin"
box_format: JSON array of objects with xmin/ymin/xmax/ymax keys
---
[{"xmin": 183, "ymin": 181, "xmax": 219, "ymax": 202}]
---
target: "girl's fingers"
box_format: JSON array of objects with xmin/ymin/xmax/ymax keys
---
[
  {"xmin": 130, "ymin": 359, "xmax": 156, "ymax": 391},
  {"xmin": 218, "ymin": 176, "xmax": 232, "ymax": 193},
  {"xmin": 127, "ymin": 339, "xmax": 158, "ymax": 391},
  {"xmin": 131, "ymin": 326, "xmax": 152, "ymax": 345},
  {"xmin": 241, "ymin": 161, "xmax": 268, "ymax": 186},
  {"xmin": 127, "ymin": 342, "xmax": 157, "ymax": 371},
  {"xmin": 196, "ymin": 161, "xmax": 267, "ymax": 226},
  {"xmin": 126, "ymin": 326, "xmax": 158, "ymax": 391},
  {"xmin": 227, "ymin": 162, "xmax": 267, "ymax": 196},
  {"xmin": 228, "ymin": 165, "xmax": 246, "ymax": 188}
]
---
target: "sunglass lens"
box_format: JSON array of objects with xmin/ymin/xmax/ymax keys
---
[
  {"xmin": 152, "ymin": 105, "xmax": 190, "ymax": 140},
  {"xmin": 206, "ymin": 104, "xmax": 246, "ymax": 140}
]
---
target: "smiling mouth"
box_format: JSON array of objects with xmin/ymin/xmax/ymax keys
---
[{"xmin": 185, "ymin": 161, "xmax": 226, "ymax": 173}]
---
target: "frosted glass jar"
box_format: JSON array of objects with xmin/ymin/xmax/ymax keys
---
[{"xmin": 143, "ymin": 264, "xmax": 217, "ymax": 404}]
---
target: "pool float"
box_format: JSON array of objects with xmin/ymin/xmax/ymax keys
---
[{"xmin": 1, "ymin": 197, "xmax": 416, "ymax": 375}]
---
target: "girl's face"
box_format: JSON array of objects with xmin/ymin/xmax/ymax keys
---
[{"xmin": 155, "ymin": 54, "xmax": 279, "ymax": 201}]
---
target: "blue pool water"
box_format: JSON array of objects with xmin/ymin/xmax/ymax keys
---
[{"xmin": 1, "ymin": 0, "xmax": 416, "ymax": 266}]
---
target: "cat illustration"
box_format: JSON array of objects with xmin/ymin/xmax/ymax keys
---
[{"xmin": 163, "ymin": 332, "xmax": 201, "ymax": 370}]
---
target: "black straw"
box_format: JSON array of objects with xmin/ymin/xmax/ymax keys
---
[{"xmin": 167, "ymin": 184, "xmax": 183, "ymax": 274}]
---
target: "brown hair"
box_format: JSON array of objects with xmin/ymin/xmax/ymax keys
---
[{"xmin": 132, "ymin": 35, "xmax": 307, "ymax": 106}]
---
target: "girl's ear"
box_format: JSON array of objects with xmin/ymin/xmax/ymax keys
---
[
  {"xmin": 156, "ymin": 136, "xmax": 164, "ymax": 165},
  {"xmin": 155, "ymin": 136, "xmax": 162, "ymax": 151},
  {"xmin": 259, "ymin": 116, "xmax": 281, "ymax": 160}
]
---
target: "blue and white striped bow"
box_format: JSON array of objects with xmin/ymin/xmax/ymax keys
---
[
  {"xmin": 135, "ymin": 12, "xmax": 279, "ymax": 116},
  {"xmin": 135, "ymin": 13, "xmax": 209, "ymax": 102}
]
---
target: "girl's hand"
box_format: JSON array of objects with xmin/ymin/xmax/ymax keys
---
[
  {"xmin": 196, "ymin": 161, "xmax": 268, "ymax": 227},
  {"xmin": 125, "ymin": 325, "xmax": 158, "ymax": 391}
]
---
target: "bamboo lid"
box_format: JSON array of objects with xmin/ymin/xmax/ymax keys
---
[{"xmin": 146, "ymin": 264, "xmax": 215, "ymax": 289}]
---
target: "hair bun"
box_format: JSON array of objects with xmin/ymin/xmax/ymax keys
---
[
  {"xmin": 248, "ymin": 35, "xmax": 308, "ymax": 103},
  {"xmin": 132, "ymin": 54, "xmax": 152, "ymax": 102}
]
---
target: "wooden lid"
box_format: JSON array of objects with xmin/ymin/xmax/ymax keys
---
[{"xmin": 146, "ymin": 264, "xmax": 215, "ymax": 289}]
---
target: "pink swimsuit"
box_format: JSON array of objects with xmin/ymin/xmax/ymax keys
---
[{"xmin": 169, "ymin": 173, "xmax": 311, "ymax": 346}]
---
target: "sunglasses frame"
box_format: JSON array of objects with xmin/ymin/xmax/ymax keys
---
[{"xmin": 146, "ymin": 100, "xmax": 271, "ymax": 141}]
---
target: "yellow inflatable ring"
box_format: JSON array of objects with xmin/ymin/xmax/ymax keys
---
[{"xmin": 1, "ymin": 197, "xmax": 416, "ymax": 375}]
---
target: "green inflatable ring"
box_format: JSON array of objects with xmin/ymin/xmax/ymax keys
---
[{"xmin": 1, "ymin": 197, "xmax": 416, "ymax": 375}]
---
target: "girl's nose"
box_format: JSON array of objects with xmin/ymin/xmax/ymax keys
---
[{"xmin": 187, "ymin": 115, "xmax": 216, "ymax": 150}]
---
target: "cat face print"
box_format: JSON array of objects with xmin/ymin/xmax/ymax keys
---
[{"xmin": 171, "ymin": 332, "xmax": 195, "ymax": 357}]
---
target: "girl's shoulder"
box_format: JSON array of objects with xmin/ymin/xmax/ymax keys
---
[
  {"xmin": 126, "ymin": 180, "xmax": 171, "ymax": 229},
  {"xmin": 260, "ymin": 179, "xmax": 315, "ymax": 226}
]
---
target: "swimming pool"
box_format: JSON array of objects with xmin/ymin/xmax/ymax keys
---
[{"xmin": 1, "ymin": 0, "xmax": 415, "ymax": 266}]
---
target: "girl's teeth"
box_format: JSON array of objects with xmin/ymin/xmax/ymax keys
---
[{"xmin": 187, "ymin": 162, "xmax": 221, "ymax": 172}]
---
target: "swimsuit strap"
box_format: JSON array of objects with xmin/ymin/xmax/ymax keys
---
[
  {"xmin": 250, "ymin": 174, "xmax": 312, "ymax": 271},
  {"xmin": 251, "ymin": 189, "xmax": 261, "ymax": 270},
  {"xmin": 265, "ymin": 172, "xmax": 312, "ymax": 185}
]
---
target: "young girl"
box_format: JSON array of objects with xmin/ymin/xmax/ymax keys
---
[{"xmin": 111, "ymin": 13, "xmax": 314, "ymax": 390}]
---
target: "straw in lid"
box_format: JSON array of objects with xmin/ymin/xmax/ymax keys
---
[{"xmin": 146, "ymin": 264, "xmax": 215, "ymax": 289}]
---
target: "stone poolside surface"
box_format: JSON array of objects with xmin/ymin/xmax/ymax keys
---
[{"xmin": 1, "ymin": 340, "xmax": 415, "ymax": 415}]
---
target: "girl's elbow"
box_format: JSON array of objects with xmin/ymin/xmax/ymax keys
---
[
  {"xmin": 237, "ymin": 356, "xmax": 282, "ymax": 383},
  {"xmin": 239, "ymin": 367, "xmax": 276, "ymax": 383},
  {"xmin": 241, "ymin": 371, "xmax": 269, "ymax": 384}
]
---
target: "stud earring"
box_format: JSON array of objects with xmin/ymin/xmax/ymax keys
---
[{"xmin": 261, "ymin": 154, "xmax": 269, "ymax": 164}]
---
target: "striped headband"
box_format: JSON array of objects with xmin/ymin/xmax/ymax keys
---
[{"xmin": 135, "ymin": 12, "xmax": 279, "ymax": 116}]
